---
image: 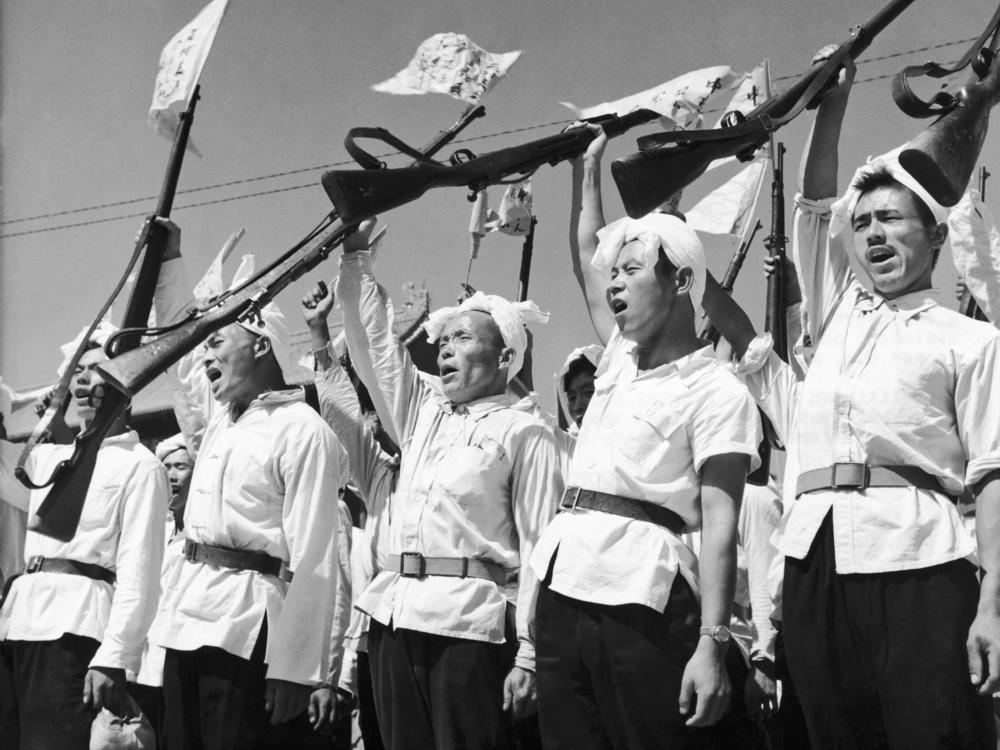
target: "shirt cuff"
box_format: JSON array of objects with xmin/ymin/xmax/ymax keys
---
[
  {"xmin": 339, "ymin": 249, "xmax": 375, "ymax": 273},
  {"xmin": 89, "ymin": 637, "xmax": 140, "ymax": 675},
  {"xmin": 734, "ymin": 333, "xmax": 774, "ymax": 375},
  {"xmin": 967, "ymin": 455, "xmax": 1000, "ymax": 488}
]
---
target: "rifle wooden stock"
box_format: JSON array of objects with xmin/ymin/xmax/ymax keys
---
[
  {"xmin": 610, "ymin": 0, "xmax": 917, "ymax": 218},
  {"xmin": 98, "ymin": 219, "xmax": 348, "ymax": 398},
  {"xmin": 323, "ymin": 109, "xmax": 659, "ymax": 223}
]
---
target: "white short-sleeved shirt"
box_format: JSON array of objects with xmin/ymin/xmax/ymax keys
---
[{"xmin": 531, "ymin": 329, "xmax": 761, "ymax": 611}]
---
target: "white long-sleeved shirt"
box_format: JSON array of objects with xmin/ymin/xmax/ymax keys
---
[
  {"xmin": 740, "ymin": 195, "xmax": 1000, "ymax": 573},
  {"xmin": 149, "ymin": 391, "xmax": 350, "ymax": 686},
  {"xmin": 0, "ymin": 432, "xmax": 168, "ymax": 674},
  {"xmin": 337, "ymin": 251, "xmax": 563, "ymax": 672},
  {"xmin": 531, "ymin": 329, "xmax": 761, "ymax": 611}
]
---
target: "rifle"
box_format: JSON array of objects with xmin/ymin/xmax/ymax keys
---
[
  {"xmin": 958, "ymin": 165, "xmax": 991, "ymax": 320},
  {"xmin": 18, "ymin": 90, "xmax": 201, "ymax": 542},
  {"xmin": 764, "ymin": 143, "xmax": 789, "ymax": 363},
  {"xmin": 698, "ymin": 219, "xmax": 762, "ymax": 343},
  {"xmin": 321, "ymin": 108, "xmax": 660, "ymax": 224},
  {"xmin": 95, "ymin": 105, "xmax": 489, "ymax": 405},
  {"xmin": 609, "ymin": 0, "xmax": 917, "ymax": 218}
]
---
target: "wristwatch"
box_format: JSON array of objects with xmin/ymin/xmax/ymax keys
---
[{"xmin": 699, "ymin": 625, "xmax": 731, "ymax": 644}]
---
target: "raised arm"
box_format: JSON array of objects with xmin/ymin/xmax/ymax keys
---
[
  {"xmin": 799, "ymin": 48, "xmax": 855, "ymax": 201},
  {"xmin": 570, "ymin": 127, "xmax": 616, "ymax": 344}
]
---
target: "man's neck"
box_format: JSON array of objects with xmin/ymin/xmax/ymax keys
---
[{"xmin": 633, "ymin": 314, "xmax": 702, "ymax": 371}]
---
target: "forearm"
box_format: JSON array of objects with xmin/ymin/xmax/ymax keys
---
[
  {"xmin": 799, "ymin": 90, "xmax": 850, "ymax": 200},
  {"xmin": 976, "ymin": 472, "xmax": 1000, "ymax": 611},
  {"xmin": 308, "ymin": 321, "xmax": 333, "ymax": 370},
  {"xmin": 570, "ymin": 156, "xmax": 615, "ymax": 343}
]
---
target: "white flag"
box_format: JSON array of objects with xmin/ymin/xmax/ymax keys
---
[
  {"xmin": 469, "ymin": 189, "xmax": 490, "ymax": 259},
  {"xmin": 686, "ymin": 157, "xmax": 769, "ymax": 237},
  {"xmin": 148, "ymin": 0, "xmax": 230, "ymax": 149},
  {"xmin": 193, "ymin": 227, "xmax": 246, "ymax": 305},
  {"xmin": 486, "ymin": 181, "xmax": 533, "ymax": 236},
  {"xmin": 373, "ymin": 33, "xmax": 521, "ymax": 104},
  {"xmin": 561, "ymin": 66, "xmax": 739, "ymax": 130},
  {"xmin": 706, "ymin": 61, "xmax": 770, "ymax": 171}
]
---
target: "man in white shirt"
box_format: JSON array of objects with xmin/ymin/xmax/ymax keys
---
[
  {"xmin": 704, "ymin": 52, "xmax": 1000, "ymax": 749},
  {"xmin": 529, "ymin": 131, "xmax": 760, "ymax": 750},
  {"xmin": 0, "ymin": 332, "xmax": 169, "ymax": 750},
  {"xmin": 337, "ymin": 226, "xmax": 563, "ymax": 750},
  {"xmin": 144, "ymin": 221, "xmax": 350, "ymax": 750}
]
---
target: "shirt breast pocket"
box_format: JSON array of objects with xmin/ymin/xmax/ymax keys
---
[
  {"xmin": 435, "ymin": 437, "xmax": 508, "ymax": 506},
  {"xmin": 617, "ymin": 398, "xmax": 684, "ymax": 477}
]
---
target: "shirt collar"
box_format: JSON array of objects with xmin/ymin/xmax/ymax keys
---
[
  {"xmin": 228, "ymin": 387, "xmax": 304, "ymax": 420},
  {"xmin": 856, "ymin": 285, "xmax": 939, "ymax": 321},
  {"xmin": 621, "ymin": 340, "xmax": 718, "ymax": 385},
  {"xmin": 439, "ymin": 390, "xmax": 519, "ymax": 418},
  {"xmin": 102, "ymin": 429, "xmax": 139, "ymax": 446}
]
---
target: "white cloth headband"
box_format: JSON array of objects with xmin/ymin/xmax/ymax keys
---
[{"xmin": 423, "ymin": 291, "xmax": 550, "ymax": 382}]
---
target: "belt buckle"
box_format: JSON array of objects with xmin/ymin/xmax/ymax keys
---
[
  {"xmin": 830, "ymin": 462, "xmax": 868, "ymax": 490},
  {"xmin": 561, "ymin": 487, "xmax": 583, "ymax": 512},
  {"xmin": 25, "ymin": 555, "xmax": 44, "ymax": 574},
  {"xmin": 399, "ymin": 551, "xmax": 425, "ymax": 578}
]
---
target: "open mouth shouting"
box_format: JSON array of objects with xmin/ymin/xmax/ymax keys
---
[{"xmin": 866, "ymin": 245, "xmax": 897, "ymax": 268}]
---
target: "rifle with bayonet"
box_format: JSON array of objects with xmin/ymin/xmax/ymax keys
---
[
  {"xmin": 609, "ymin": 0, "xmax": 918, "ymax": 218},
  {"xmin": 698, "ymin": 219, "xmax": 762, "ymax": 343}
]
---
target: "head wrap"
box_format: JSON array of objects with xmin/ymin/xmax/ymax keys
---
[
  {"xmin": 155, "ymin": 433, "xmax": 190, "ymax": 462},
  {"xmin": 423, "ymin": 291, "xmax": 549, "ymax": 382},
  {"xmin": 236, "ymin": 299, "xmax": 310, "ymax": 383},
  {"xmin": 591, "ymin": 213, "xmax": 707, "ymax": 311},
  {"xmin": 56, "ymin": 318, "xmax": 120, "ymax": 378},
  {"xmin": 555, "ymin": 345, "xmax": 604, "ymax": 433},
  {"xmin": 829, "ymin": 146, "xmax": 950, "ymax": 238}
]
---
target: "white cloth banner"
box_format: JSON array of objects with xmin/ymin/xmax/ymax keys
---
[
  {"xmin": 706, "ymin": 61, "xmax": 770, "ymax": 171},
  {"xmin": 193, "ymin": 227, "xmax": 246, "ymax": 305},
  {"xmin": 486, "ymin": 181, "xmax": 533, "ymax": 236},
  {"xmin": 148, "ymin": 0, "xmax": 230, "ymax": 149},
  {"xmin": 686, "ymin": 156, "xmax": 769, "ymax": 237},
  {"xmin": 561, "ymin": 66, "xmax": 738, "ymax": 130},
  {"xmin": 373, "ymin": 33, "xmax": 521, "ymax": 104}
]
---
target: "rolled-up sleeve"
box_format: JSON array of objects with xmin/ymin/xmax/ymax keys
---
[
  {"xmin": 266, "ymin": 421, "xmax": 347, "ymax": 685},
  {"xmin": 958, "ymin": 335, "xmax": 1000, "ymax": 486},
  {"xmin": 510, "ymin": 423, "xmax": 563, "ymax": 671},
  {"xmin": 90, "ymin": 460, "xmax": 168, "ymax": 673}
]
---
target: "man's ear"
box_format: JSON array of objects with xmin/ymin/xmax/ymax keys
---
[
  {"xmin": 931, "ymin": 221, "xmax": 949, "ymax": 249},
  {"xmin": 253, "ymin": 335, "xmax": 273, "ymax": 362},
  {"xmin": 674, "ymin": 266, "xmax": 694, "ymax": 296},
  {"xmin": 498, "ymin": 346, "xmax": 516, "ymax": 370}
]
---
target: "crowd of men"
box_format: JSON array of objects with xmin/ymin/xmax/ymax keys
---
[{"xmin": 1, "ymin": 49, "xmax": 1000, "ymax": 750}]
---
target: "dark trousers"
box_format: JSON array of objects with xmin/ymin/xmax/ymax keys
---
[
  {"xmin": 783, "ymin": 512, "xmax": 995, "ymax": 750},
  {"xmin": 357, "ymin": 650, "xmax": 385, "ymax": 750},
  {"xmin": 367, "ymin": 620, "xmax": 517, "ymax": 750},
  {"xmin": 0, "ymin": 634, "xmax": 100, "ymax": 750},
  {"xmin": 162, "ymin": 621, "xmax": 329, "ymax": 750},
  {"xmin": 535, "ymin": 577, "xmax": 750, "ymax": 750}
]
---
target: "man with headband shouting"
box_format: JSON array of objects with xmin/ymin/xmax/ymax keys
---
[
  {"xmin": 529, "ymin": 129, "xmax": 761, "ymax": 749},
  {"xmin": 337, "ymin": 222, "xmax": 563, "ymax": 750}
]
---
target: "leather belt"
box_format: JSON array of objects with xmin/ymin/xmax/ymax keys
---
[
  {"xmin": 559, "ymin": 487, "xmax": 686, "ymax": 535},
  {"xmin": 796, "ymin": 463, "xmax": 953, "ymax": 499},
  {"xmin": 23, "ymin": 556, "xmax": 115, "ymax": 585},
  {"xmin": 183, "ymin": 540, "xmax": 293, "ymax": 583},
  {"xmin": 385, "ymin": 553, "xmax": 514, "ymax": 586}
]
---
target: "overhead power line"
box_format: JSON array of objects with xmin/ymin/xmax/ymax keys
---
[{"xmin": 0, "ymin": 35, "xmax": 981, "ymax": 240}]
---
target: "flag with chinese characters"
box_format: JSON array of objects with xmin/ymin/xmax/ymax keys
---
[
  {"xmin": 487, "ymin": 181, "xmax": 533, "ymax": 236},
  {"xmin": 148, "ymin": 0, "xmax": 230, "ymax": 150},
  {"xmin": 373, "ymin": 33, "xmax": 521, "ymax": 104},
  {"xmin": 706, "ymin": 61, "xmax": 770, "ymax": 171},
  {"xmin": 561, "ymin": 66, "xmax": 739, "ymax": 130}
]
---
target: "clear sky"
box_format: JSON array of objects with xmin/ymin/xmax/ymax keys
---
[{"xmin": 1, "ymin": 0, "xmax": 995, "ymax": 410}]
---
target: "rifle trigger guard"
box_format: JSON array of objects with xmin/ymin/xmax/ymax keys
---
[{"xmin": 974, "ymin": 47, "xmax": 996, "ymax": 79}]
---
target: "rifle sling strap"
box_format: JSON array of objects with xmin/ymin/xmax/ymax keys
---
[{"xmin": 344, "ymin": 126, "xmax": 440, "ymax": 170}]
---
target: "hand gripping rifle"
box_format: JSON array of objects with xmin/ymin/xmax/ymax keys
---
[
  {"xmin": 609, "ymin": 0, "xmax": 917, "ymax": 219},
  {"xmin": 17, "ymin": 89, "xmax": 202, "ymax": 542}
]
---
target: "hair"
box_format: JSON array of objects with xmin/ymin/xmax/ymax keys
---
[
  {"xmin": 852, "ymin": 167, "xmax": 942, "ymax": 267},
  {"xmin": 562, "ymin": 356, "xmax": 597, "ymax": 395}
]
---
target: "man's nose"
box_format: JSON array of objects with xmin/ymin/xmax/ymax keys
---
[{"xmin": 866, "ymin": 219, "xmax": 886, "ymax": 244}]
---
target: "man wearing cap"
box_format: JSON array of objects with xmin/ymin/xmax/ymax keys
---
[
  {"xmin": 0, "ymin": 329, "xmax": 169, "ymax": 749},
  {"xmin": 155, "ymin": 434, "xmax": 193, "ymax": 537},
  {"xmin": 144, "ymin": 220, "xmax": 351, "ymax": 750},
  {"xmin": 527, "ymin": 130, "xmax": 760, "ymax": 750},
  {"xmin": 336, "ymin": 223, "xmax": 563, "ymax": 750},
  {"xmin": 710, "ymin": 52, "xmax": 1000, "ymax": 748}
]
